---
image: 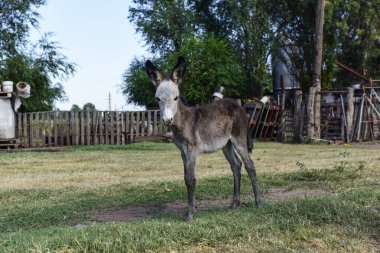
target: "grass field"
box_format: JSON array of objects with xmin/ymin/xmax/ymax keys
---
[{"xmin": 0, "ymin": 142, "xmax": 379, "ymax": 252}]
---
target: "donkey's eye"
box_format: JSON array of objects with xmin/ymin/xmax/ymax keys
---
[
  {"xmin": 174, "ymin": 96, "xmax": 179, "ymax": 101},
  {"xmin": 156, "ymin": 97, "xmax": 161, "ymax": 101}
]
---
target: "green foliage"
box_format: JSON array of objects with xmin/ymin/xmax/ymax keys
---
[
  {"xmin": 167, "ymin": 35, "xmax": 246, "ymax": 104},
  {"xmin": 324, "ymin": 0, "xmax": 380, "ymax": 86},
  {"xmin": 71, "ymin": 104, "xmax": 81, "ymax": 111},
  {"xmin": 0, "ymin": 1, "xmax": 76, "ymax": 112},
  {"xmin": 122, "ymin": 35, "xmax": 247, "ymax": 106},
  {"xmin": 0, "ymin": 0, "xmax": 46, "ymax": 58},
  {"xmin": 128, "ymin": 0, "xmax": 380, "ymax": 103},
  {"xmin": 121, "ymin": 56, "xmax": 157, "ymax": 109},
  {"xmin": 83, "ymin": 102, "xmax": 96, "ymax": 111},
  {"xmin": 128, "ymin": 0, "xmax": 196, "ymax": 55}
]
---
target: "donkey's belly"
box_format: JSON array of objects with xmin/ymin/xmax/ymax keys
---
[{"xmin": 200, "ymin": 137, "xmax": 229, "ymax": 153}]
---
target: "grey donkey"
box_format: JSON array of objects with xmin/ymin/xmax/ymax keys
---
[{"xmin": 146, "ymin": 56, "xmax": 262, "ymax": 221}]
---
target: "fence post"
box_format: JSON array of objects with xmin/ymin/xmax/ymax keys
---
[
  {"xmin": 346, "ymin": 87, "xmax": 354, "ymax": 143},
  {"xmin": 99, "ymin": 111, "xmax": 104, "ymax": 144},
  {"xmin": 294, "ymin": 90, "xmax": 303, "ymax": 143},
  {"xmin": 307, "ymin": 87, "xmax": 316, "ymax": 140}
]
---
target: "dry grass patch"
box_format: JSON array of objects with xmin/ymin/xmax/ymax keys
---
[{"xmin": 0, "ymin": 142, "xmax": 379, "ymax": 191}]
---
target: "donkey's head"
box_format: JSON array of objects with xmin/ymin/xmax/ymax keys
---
[{"xmin": 146, "ymin": 57, "xmax": 186, "ymax": 125}]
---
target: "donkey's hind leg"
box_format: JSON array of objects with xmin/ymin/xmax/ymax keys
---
[
  {"xmin": 222, "ymin": 141, "xmax": 242, "ymax": 209},
  {"xmin": 231, "ymin": 139, "xmax": 262, "ymax": 208}
]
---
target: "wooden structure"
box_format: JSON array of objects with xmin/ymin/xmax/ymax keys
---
[
  {"xmin": 15, "ymin": 110, "xmax": 168, "ymax": 148},
  {"xmin": 245, "ymin": 102, "xmax": 280, "ymax": 141}
]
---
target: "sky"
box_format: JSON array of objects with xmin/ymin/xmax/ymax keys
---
[{"xmin": 31, "ymin": 0, "xmax": 148, "ymax": 111}]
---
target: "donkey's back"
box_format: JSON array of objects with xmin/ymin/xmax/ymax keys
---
[{"xmin": 178, "ymin": 98, "xmax": 249, "ymax": 153}]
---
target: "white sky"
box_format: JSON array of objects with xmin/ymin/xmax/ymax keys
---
[{"xmin": 31, "ymin": 0, "xmax": 148, "ymax": 111}]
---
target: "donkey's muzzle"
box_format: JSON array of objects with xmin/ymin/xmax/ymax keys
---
[{"xmin": 162, "ymin": 117, "xmax": 174, "ymax": 125}]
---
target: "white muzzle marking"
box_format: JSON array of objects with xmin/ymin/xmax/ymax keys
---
[{"xmin": 161, "ymin": 107, "xmax": 174, "ymax": 125}]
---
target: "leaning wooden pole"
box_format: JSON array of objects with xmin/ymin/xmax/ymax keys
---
[
  {"xmin": 308, "ymin": 0, "xmax": 325, "ymax": 140},
  {"xmin": 346, "ymin": 88, "xmax": 354, "ymax": 143}
]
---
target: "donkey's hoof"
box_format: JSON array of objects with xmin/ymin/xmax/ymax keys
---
[
  {"xmin": 255, "ymin": 198, "xmax": 263, "ymax": 208},
  {"xmin": 231, "ymin": 201, "xmax": 240, "ymax": 209},
  {"xmin": 184, "ymin": 213, "xmax": 193, "ymax": 222}
]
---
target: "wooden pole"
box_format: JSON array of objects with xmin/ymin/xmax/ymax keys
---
[
  {"xmin": 307, "ymin": 87, "xmax": 316, "ymax": 139},
  {"xmin": 346, "ymin": 88, "xmax": 354, "ymax": 143},
  {"xmin": 311, "ymin": 0, "xmax": 325, "ymax": 139},
  {"xmin": 294, "ymin": 90, "xmax": 303, "ymax": 143}
]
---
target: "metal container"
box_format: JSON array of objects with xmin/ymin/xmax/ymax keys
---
[{"xmin": 0, "ymin": 98, "xmax": 16, "ymax": 139}]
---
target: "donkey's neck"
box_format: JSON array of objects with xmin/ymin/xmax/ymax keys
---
[{"xmin": 172, "ymin": 99, "xmax": 192, "ymax": 129}]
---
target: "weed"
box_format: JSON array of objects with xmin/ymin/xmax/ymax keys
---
[
  {"xmin": 334, "ymin": 160, "xmax": 347, "ymax": 172},
  {"xmin": 357, "ymin": 161, "xmax": 366, "ymax": 171}
]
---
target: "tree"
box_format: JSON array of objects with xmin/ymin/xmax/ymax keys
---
[
  {"xmin": 166, "ymin": 35, "xmax": 246, "ymax": 104},
  {"xmin": 83, "ymin": 102, "xmax": 96, "ymax": 111},
  {"xmin": 71, "ymin": 104, "xmax": 81, "ymax": 111},
  {"xmin": 121, "ymin": 35, "xmax": 246, "ymax": 108},
  {"xmin": 308, "ymin": 0, "xmax": 325, "ymax": 140},
  {"xmin": 324, "ymin": 0, "xmax": 380, "ymax": 85},
  {"xmin": 0, "ymin": 0, "xmax": 76, "ymax": 112},
  {"xmin": 128, "ymin": 0, "xmax": 196, "ymax": 55},
  {"xmin": 129, "ymin": 0, "xmax": 273, "ymax": 99},
  {"xmin": 121, "ymin": 57, "xmax": 157, "ymax": 109},
  {"xmin": 195, "ymin": 0, "xmax": 274, "ymax": 96},
  {"xmin": 0, "ymin": 0, "xmax": 45, "ymax": 58},
  {"xmin": 128, "ymin": 0, "xmax": 380, "ymax": 104}
]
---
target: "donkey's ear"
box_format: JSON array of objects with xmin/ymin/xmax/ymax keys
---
[
  {"xmin": 146, "ymin": 60, "xmax": 163, "ymax": 86},
  {"xmin": 170, "ymin": 56, "xmax": 186, "ymax": 85}
]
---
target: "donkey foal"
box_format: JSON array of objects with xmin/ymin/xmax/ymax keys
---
[{"xmin": 146, "ymin": 57, "xmax": 262, "ymax": 221}]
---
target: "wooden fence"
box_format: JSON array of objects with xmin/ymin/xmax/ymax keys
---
[{"xmin": 16, "ymin": 110, "xmax": 168, "ymax": 148}]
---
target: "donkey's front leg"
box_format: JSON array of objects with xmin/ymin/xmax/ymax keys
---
[{"xmin": 181, "ymin": 150, "xmax": 197, "ymax": 221}]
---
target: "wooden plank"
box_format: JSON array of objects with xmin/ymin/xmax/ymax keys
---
[
  {"xmin": 41, "ymin": 113, "xmax": 46, "ymax": 147},
  {"xmin": 34, "ymin": 112, "xmax": 41, "ymax": 147},
  {"xmin": 29, "ymin": 113, "xmax": 34, "ymax": 148},
  {"xmin": 116, "ymin": 112, "xmax": 120, "ymax": 145},
  {"xmin": 120, "ymin": 112, "xmax": 125, "ymax": 144},
  {"xmin": 135, "ymin": 112, "xmax": 140, "ymax": 137},
  {"xmin": 80, "ymin": 111, "xmax": 85, "ymax": 145},
  {"xmin": 153, "ymin": 110, "xmax": 157, "ymax": 135},
  {"xmin": 147, "ymin": 111, "xmax": 152, "ymax": 136},
  {"xmin": 17, "ymin": 113, "xmax": 22, "ymax": 143},
  {"xmin": 99, "ymin": 111, "xmax": 104, "ymax": 144},
  {"xmin": 129, "ymin": 111, "xmax": 134, "ymax": 143},
  {"xmin": 23, "ymin": 113, "xmax": 28, "ymax": 148},
  {"xmin": 72, "ymin": 111, "xmax": 78, "ymax": 145},
  {"xmin": 141, "ymin": 111, "xmax": 145, "ymax": 137},
  {"xmin": 126, "ymin": 111, "xmax": 130, "ymax": 144},
  {"xmin": 65, "ymin": 111, "xmax": 71, "ymax": 146},
  {"xmin": 93, "ymin": 111, "xmax": 98, "ymax": 145},
  {"xmin": 134, "ymin": 135, "xmax": 166, "ymax": 142},
  {"xmin": 47, "ymin": 113, "xmax": 52, "ymax": 147},
  {"xmin": 86, "ymin": 111, "xmax": 91, "ymax": 145},
  {"xmin": 110, "ymin": 111, "xmax": 115, "ymax": 145},
  {"xmin": 54, "ymin": 112, "xmax": 58, "ymax": 146},
  {"xmin": 105, "ymin": 111, "xmax": 110, "ymax": 144}
]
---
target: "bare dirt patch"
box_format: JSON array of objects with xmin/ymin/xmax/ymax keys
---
[{"xmin": 89, "ymin": 188, "xmax": 335, "ymax": 223}]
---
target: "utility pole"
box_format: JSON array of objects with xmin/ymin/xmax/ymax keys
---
[
  {"xmin": 108, "ymin": 92, "xmax": 111, "ymax": 111},
  {"xmin": 308, "ymin": 0, "xmax": 325, "ymax": 140}
]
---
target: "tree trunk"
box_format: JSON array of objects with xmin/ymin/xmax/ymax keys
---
[
  {"xmin": 307, "ymin": 87, "xmax": 316, "ymax": 139},
  {"xmin": 346, "ymin": 88, "xmax": 354, "ymax": 143},
  {"xmin": 308, "ymin": 0, "xmax": 325, "ymax": 140},
  {"xmin": 294, "ymin": 90, "xmax": 303, "ymax": 143}
]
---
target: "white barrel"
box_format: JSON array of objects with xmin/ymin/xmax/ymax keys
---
[
  {"xmin": 2, "ymin": 81, "xmax": 14, "ymax": 92},
  {"xmin": 16, "ymin": 82, "xmax": 31, "ymax": 98},
  {"xmin": 0, "ymin": 99, "xmax": 16, "ymax": 139}
]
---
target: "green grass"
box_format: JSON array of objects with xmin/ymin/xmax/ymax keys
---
[{"xmin": 0, "ymin": 142, "xmax": 379, "ymax": 252}]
